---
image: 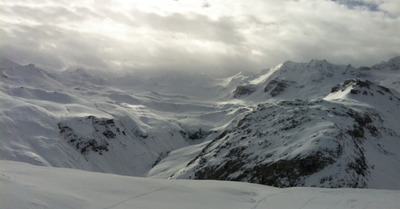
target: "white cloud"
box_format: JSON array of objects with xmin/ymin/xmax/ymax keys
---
[{"xmin": 0, "ymin": 0, "xmax": 399, "ymax": 75}]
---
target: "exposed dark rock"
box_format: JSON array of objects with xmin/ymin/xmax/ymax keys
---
[
  {"xmin": 188, "ymin": 128, "xmax": 205, "ymax": 140},
  {"xmin": 359, "ymin": 66, "xmax": 371, "ymax": 71},
  {"xmin": 103, "ymin": 130, "xmax": 116, "ymax": 139},
  {"xmin": 57, "ymin": 116, "xmax": 128, "ymax": 156},
  {"xmin": 152, "ymin": 151, "xmax": 171, "ymax": 167},
  {"xmin": 233, "ymin": 84, "xmax": 257, "ymax": 98},
  {"xmin": 179, "ymin": 127, "xmax": 211, "ymax": 141},
  {"xmin": 134, "ymin": 130, "xmax": 148, "ymax": 139},
  {"xmin": 331, "ymin": 85, "xmax": 340, "ymax": 93},
  {"xmin": 264, "ymin": 79, "xmax": 291, "ymax": 97}
]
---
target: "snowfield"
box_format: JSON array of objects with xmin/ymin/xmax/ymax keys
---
[{"xmin": 1, "ymin": 160, "xmax": 399, "ymax": 209}]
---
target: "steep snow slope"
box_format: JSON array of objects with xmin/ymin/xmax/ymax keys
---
[{"xmin": 2, "ymin": 160, "xmax": 399, "ymax": 209}]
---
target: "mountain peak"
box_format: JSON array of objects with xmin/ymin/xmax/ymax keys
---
[
  {"xmin": 389, "ymin": 55, "xmax": 400, "ymax": 61},
  {"xmin": 62, "ymin": 68, "xmax": 90, "ymax": 76},
  {"xmin": 372, "ymin": 56, "xmax": 400, "ymax": 71},
  {"xmin": 279, "ymin": 59, "xmax": 334, "ymax": 70},
  {"xmin": 72, "ymin": 68, "xmax": 92, "ymax": 78},
  {"xmin": 58, "ymin": 67, "xmax": 106, "ymax": 85},
  {"xmin": 308, "ymin": 59, "xmax": 329, "ymax": 66},
  {"xmin": 0, "ymin": 57, "xmax": 21, "ymax": 70}
]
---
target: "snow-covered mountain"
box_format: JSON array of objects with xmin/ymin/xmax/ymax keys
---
[
  {"xmin": 158, "ymin": 80, "xmax": 399, "ymax": 188},
  {"xmin": 230, "ymin": 58, "xmax": 400, "ymax": 102},
  {"xmin": 0, "ymin": 57, "xmax": 249, "ymax": 176},
  {"xmin": 1, "ymin": 56, "xmax": 399, "ymax": 190},
  {"xmin": 149, "ymin": 57, "xmax": 400, "ymax": 189}
]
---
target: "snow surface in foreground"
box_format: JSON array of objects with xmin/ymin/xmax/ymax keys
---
[{"xmin": 1, "ymin": 161, "xmax": 399, "ymax": 209}]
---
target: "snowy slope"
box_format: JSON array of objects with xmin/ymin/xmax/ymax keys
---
[
  {"xmin": 2, "ymin": 160, "xmax": 399, "ymax": 209},
  {"xmin": 0, "ymin": 57, "xmax": 250, "ymax": 176},
  {"xmin": 1, "ymin": 64, "xmax": 187, "ymax": 175}
]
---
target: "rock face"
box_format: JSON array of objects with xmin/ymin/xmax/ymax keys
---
[
  {"xmin": 331, "ymin": 79, "xmax": 393, "ymax": 97},
  {"xmin": 233, "ymin": 84, "xmax": 257, "ymax": 98},
  {"xmin": 264, "ymin": 79, "xmax": 294, "ymax": 97},
  {"xmin": 58, "ymin": 116, "xmax": 126, "ymax": 156}
]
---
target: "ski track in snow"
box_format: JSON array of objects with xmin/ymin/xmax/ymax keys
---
[
  {"xmin": 103, "ymin": 183, "xmax": 175, "ymax": 209},
  {"xmin": 251, "ymin": 191, "xmax": 287, "ymax": 209},
  {"xmin": 327, "ymin": 199, "xmax": 342, "ymax": 209},
  {"xmin": 297, "ymin": 195, "xmax": 318, "ymax": 209}
]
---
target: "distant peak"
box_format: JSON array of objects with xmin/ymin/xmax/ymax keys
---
[
  {"xmin": 0, "ymin": 56, "xmax": 16, "ymax": 63},
  {"xmin": 0, "ymin": 57, "xmax": 21, "ymax": 69},
  {"xmin": 72, "ymin": 68, "xmax": 88, "ymax": 73},
  {"xmin": 387, "ymin": 56, "xmax": 400, "ymax": 67},
  {"xmin": 278, "ymin": 59, "xmax": 335, "ymax": 70},
  {"xmin": 279, "ymin": 60, "xmax": 297, "ymax": 69},
  {"xmin": 62, "ymin": 68, "xmax": 91, "ymax": 77},
  {"xmin": 309, "ymin": 59, "xmax": 328, "ymax": 64},
  {"xmin": 282, "ymin": 60, "xmax": 296, "ymax": 65},
  {"xmin": 389, "ymin": 55, "xmax": 400, "ymax": 62},
  {"xmin": 372, "ymin": 56, "xmax": 400, "ymax": 71},
  {"xmin": 307, "ymin": 59, "xmax": 332, "ymax": 68}
]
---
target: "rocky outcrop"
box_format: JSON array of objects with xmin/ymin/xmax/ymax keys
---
[
  {"xmin": 233, "ymin": 84, "xmax": 257, "ymax": 98},
  {"xmin": 58, "ymin": 116, "xmax": 127, "ymax": 156},
  {"xmin": 264, "ymin": 79, "xmax": 294, "ymax": 97}
]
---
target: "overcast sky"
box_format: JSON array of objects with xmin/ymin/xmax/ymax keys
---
[{"xmin": 1, "ymin": 0, "xmax": 399, "ymax": 75}]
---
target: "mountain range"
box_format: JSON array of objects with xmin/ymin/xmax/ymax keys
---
[{"xmin": 1, "ymin": 56, "xmax": 399, "ymax": 190}]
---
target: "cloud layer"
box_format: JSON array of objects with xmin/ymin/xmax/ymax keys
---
[{"xmin": 1, "ymin": 0, "xmax": 399, "ymax": 75}]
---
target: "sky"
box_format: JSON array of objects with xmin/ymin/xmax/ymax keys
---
[{"xmin": 0, "ymin": 0, "xmax": 399, "ymax": 75}]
